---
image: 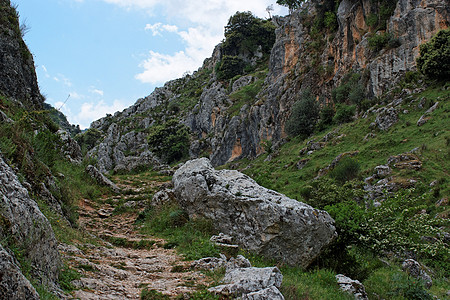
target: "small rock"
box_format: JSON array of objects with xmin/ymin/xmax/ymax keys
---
[
  {"xmin": 336, "ymin": 274, "xmax": 368, "ymax": 300},
  {"xmin": 297, "ymin": 159, "xmax": 310, "ymax": 170},
  {"xmin": 402, "ymin": 259, "xmax": 432, "ymax": 288},
  {"xmin": 97, "ymin": 209, "xmax": 113, "ymax": 218},
  {"xmin": 374, "ymin": 165, "xmax": 391, "ymax": 178},
  {"xmin": 435, "ymin": 198, "xmax": 448, "ymax": 207},
  {"xmin": 191, "ymin": 256, "xmax": 227, "ymax": 271},
  {"xmin": 242, "ymin": 286, "xmax": 285, "ymax": 300},
  {"xmin": 226, "ymin": 255, "xmax": 252, "ymax": 271},
  {"xmin": 86, "ymin": 165, "xmax": 120, "ymax": 193},
  {"xmin": 208, "ymin": 267, "xmax": 283, "ymax": 297}
]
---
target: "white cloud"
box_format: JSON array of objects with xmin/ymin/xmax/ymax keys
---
[
  {"xmin": 145, "ymin": 23, "xmax": 178, "ymax": 36},
  {"xmin": 90, "ymin": 88, "xmax": 104, "ymax": 96},
  {"xmin": 53, "ymin": 73, "xmax": 72, "ymax": 87},
  {"xmin": 70, "ymin": 100, "xmax": 127, "ymax": 129},
  {"xmin": 101, "ymin": 0, "xmax": 288, "ymax": 84}
]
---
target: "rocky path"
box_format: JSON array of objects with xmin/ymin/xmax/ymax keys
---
[{"xmin": 59, "ymin": 172, "xmax": 209, "ymax": 299}]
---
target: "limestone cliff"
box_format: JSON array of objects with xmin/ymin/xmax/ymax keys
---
[
  {"xmin": 0, "ymin": 0, "xmax": 62, "ymax": 296},
  {"xmin": 87, "ymin": 0, "xmax": 449, "ymax": 172},
  {"xmin": 0, "ymin": 0, "xmax": 43, "ymax": 109}
]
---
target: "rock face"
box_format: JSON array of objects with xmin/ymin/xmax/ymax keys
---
[
  {"xmin": 0, "ymin": 0, "xmax": 43, "ymax": 109},
  {"xmin": 173, "ymin": 158, "xmax": 337, "ymax": 268},
  {"xmin": 0, "ymin": 154, "xmax": 61, "ymax": 291},
  {"xmin": 86, "ymin": 0, "xmax": 449, "ymax": 171},
  {"xmin": 0, "ymin": 245, "xmax": 39, "ymax": 300}
]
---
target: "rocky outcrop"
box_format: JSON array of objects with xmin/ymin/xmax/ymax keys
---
[
  {"xmin": 0, "ymin": 245, "xmax": 39, "ymax": 300},
  {"xmin": 86, "ymin": 164, "xmax": 120, "ymax": 193},
  {"xmin": 336, "ymin": 274, "xmax": 368, "ymax": 300},
  {"xmin": 86, "ymin": 0, "xmax": 449, "ymax": 172},
  {"xmin": 0, "ymin": 0, "xmax": 43, "ymax": 109},
  {"xmin": 402, "ymin": 259, "xmax": 433, "ymax": 288},
  {"xmin": 0, "ymin": 154, "xmax": 61, "ymax": 292},
  {"xmin": 58, "ymin": 129, "xmax": 82, "ymax": 163},
  {"xmin": 208, "ymin": 266, "xmax": 284, "ymax": 299},
  {"xmin": 173, "ymin": 158, "xmax": 336, "ymax": 268}
]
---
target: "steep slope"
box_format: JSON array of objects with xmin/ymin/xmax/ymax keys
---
[
  {"xmin": 85, "ymin": 0, "xmax": 449, "ymax": 174},
  {"xmin": 0, "ymin": 0, "xmax": 91, "ymax": 297}
]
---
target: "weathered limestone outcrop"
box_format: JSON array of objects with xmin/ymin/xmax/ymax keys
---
[
  {"xmin": 0, "ymin": 154, "xmax": 61, "ymax": 292},
  {"xmin": 0, "ymin": 245, "xmax": 39, "ymax": 300},
  {"xmin": 86, "ymin": 0, "xmax": 449, "ymax": 171},
  {"xmin": 86, "ymin": 164, "xmax": 120, "ymax": 193},
  {"xmin": 0, "ymin": 0, "xmax": 43, "ymax": 109},
  {"xmin": 173, "ymin": 158, "xmax": 337, "ymax": 268}
]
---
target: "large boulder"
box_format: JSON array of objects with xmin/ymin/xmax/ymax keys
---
[
  {"xmin": 173, "ymin": 158, "xmax": 336, "ymax": 268},
  {"xmin": 0, "ymin": 154, "xmax": 61, "ymax": 292}
]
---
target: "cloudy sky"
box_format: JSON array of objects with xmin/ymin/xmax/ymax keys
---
[{"xmin": 14, "ymin": 0, "xmax": 288, "ymax": 129}]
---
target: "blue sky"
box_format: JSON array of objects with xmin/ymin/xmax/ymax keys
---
[{"xmin": 14, "ymin": 0, "xmax": 287, "ymax": 129}]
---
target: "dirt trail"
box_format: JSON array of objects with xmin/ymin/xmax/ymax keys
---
[{"xmin": 59, "ymin": 173, "xmax": 209, "ymax": 299}]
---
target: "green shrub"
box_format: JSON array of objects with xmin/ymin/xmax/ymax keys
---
[
  {"xmin": 285, "ymin": 90, "xmax": 319, "ymax": 138},
  {"xmin": 360, "ymin": 191, "xmax": 449, "ymax": 271},
  {"xmin": 215, "ymin": 55, "xmax": 245, "ymax": 81},
  {"xmin": 368, "ymin": 32, "xmax": 400, "ymax": 52},
  {"xmin": 147, "ymin": 119, "xmax": 190, "ymax": 164},
  {"xmin": 222, "ymin": 11, "xmax": 276, "ymax": 57},
  {"xmin": 324, "ymin": 11, "xmax": 338, "ymax": 32},
  {"xmin": 416, "ymin": 28, "xmax": 450, "ymax": 79},
  {"xmin": 75, "ymin": 128, "xmax": 102, "ymax": 153},
  {"xmin": 140, "ymin": 288, "xmax": 170, "ymax": 300},
  {"xmin": 333, "ymin": 104, "xmax": 355, "ymax": 124},
  {"xmin": 329, "ymin": 157, "xmax": 360, "ymax": 183}
]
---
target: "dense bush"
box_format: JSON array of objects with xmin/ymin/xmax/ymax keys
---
[
  {"xmin": 333, "ymin": 104, "xmax": 355, "ymax": 124},
  {"xmin": 222, "ymin": 11, "xmax": 275, "ymax": 57},
  {"xmin": 74, "ymin": 128, "xmax": 102, "ymax": 154},
  {"xmin": 365, "ymin": 0, "xmax": 398, "ymax": 31},
  {"xmin": 147, "ymin": 119, "xmax": 190, "ymax": 164},
  {"xmin": 368, "ymin": 32, "xmax": 401, "ymax": 52},
  {"xmin": 332, "ymin": 72, "xmax": 365, "ymax": 106},
  {"xmin": 329, "ymin": 156, "xmax": 360, "ymax": 183},
  {"xmin": 215, "ymin": 55, "xmax": 245, "ymax": 81},
  {"xmin": 285, "ymin": 90, "xmax": 319, "ymax": 138},
  {"xmin": 316, "ymin": 103, "xmax": 335, "ymax": 131},
  {"xmin": 416, "ymin": 28, "xmax": 450, "ymax": 80}
]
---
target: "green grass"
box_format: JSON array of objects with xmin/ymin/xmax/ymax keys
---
[
  {"xmin": 138, "ymin": 203, "xmax": 220, "ymax": 260},
  {"xmin": 58, "ymin": 264, "xmax": 81, "ymax": 293},
  {"xmin": 232, "ymin": 81, "xmax": 450, "ymax": 201}
]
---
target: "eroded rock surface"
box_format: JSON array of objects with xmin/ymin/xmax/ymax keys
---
[
  {"xmin": 173, "ymin": 158, "xmax": 336, "ymax": 268},
  {"xmin": 0, "ymin": 154, "xmax": 61, "ymax": 292}
]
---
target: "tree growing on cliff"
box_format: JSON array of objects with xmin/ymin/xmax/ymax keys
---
[
  {"xmin": 276, "ymin": 0, "xmax": 305, "ymax": 12},
  {"xmin": 416, "ymin": 28, "xmax": 450, "ymax": 80},
  {"xmin": 285, "ymin": 90, "xmax": 319, "ymax": 138}
]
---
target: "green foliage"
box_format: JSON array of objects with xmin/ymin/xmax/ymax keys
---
[
  {"xmin": 368, "ymin": 32, "xmax": 401, "ymax": 52},
  {"xmin": 285, "ymin": 90, "xmax": 319, "ymax": 138},
  {"xmin": 317, "ymin": 103, "xmax": 335, "ymax": 131},
  {"xmin": 140, "ymin": 288, "xmax": 170, "ymax": 300},
  {"xmin": 280, "ymin": 268, "xmax": 353, "ymax": 300},
  {"xmin": 324, "ymin": 11, "xmax": 338, "ymax": 32},
  {"xmin": 416, "ymin": 28, "xmax": 450, "ymax": 80},
  {"xmin": 215, "ymin": 55, "xmax": 245, "ymax": 81},
  {"xmin": 360, "ymin": 191, "xmax": 449, "ymax": 271},
  {"xmin": 365, "ymin": 0, "xmax": 398, "ymax": 31},
  {"xmin": 333, "ymin": 104, "xmax": 355, "ymax": 124},
  {"xmin": 75, "ymin": 128, "xmax": 102, "ymax": 154},
  {"xmin": 276, "ymin": 0, "xmax": 305, "ymax": 11},
  {"xmin": 365, "ymin": 268, "xmax": 432, "ymax": 300},
  {"xmin": 217, "ymin": 11, "xmax": 275, "ymax": 81},
  {"xmin": 59, "ymin": 265, "xmax": 81, "ymax": 292},
  {"xmin": 332, "ymin": 72, "xmax": 365, "ymax": 107},
  {"xmin": 329, "ymin": 157, "xmax": 360, "ymax": 183},
  {"xmin": 222, "ymin": 11, "xmax": 276, "ymax": 57},
  {"xmin": 229, "ymin": 73, "xmax": 265, "ymax": 116},
  {"xmin": 147, "ymin": 119, "xmax": 190, "ymax": 164}
]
